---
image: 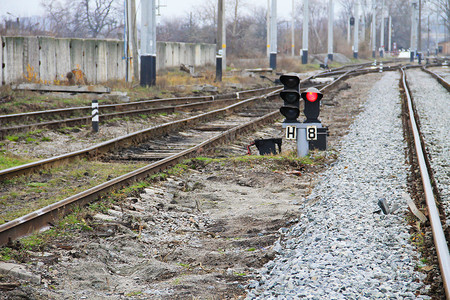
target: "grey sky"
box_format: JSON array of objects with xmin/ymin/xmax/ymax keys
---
[{"xmin": 1, "ymin": 0, "xmax": 295, "ymax": 20}]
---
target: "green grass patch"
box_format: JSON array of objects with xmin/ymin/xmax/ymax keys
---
[{"xmin": 0, "ymin": 153, "xmax": 34, "ymax": 170}]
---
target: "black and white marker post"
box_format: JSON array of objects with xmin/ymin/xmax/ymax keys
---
[
  {"xmin": 269, "ymin": 0, "xmax": 277, "ymax": 70},
  {"xmin": 92, "ymin": 100, "xmax": 99, "ymax": 132},
  {"xmin": 140, "ymin": 0, "xmax": 156, "ymax": 87}
]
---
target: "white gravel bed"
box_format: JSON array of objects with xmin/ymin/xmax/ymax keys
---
[
  {"xmin": 246, "ymin": 71, "xmax": 429, "ymax": 299},
  {"xmin": 406, "ymin": 69, "xmax": 450, "ymax": 221}
]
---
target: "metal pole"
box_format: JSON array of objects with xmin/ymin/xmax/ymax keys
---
[
  {"xmin": 270, "ymin": 0, "xmax": 277, "ymax": 70},
  {"xmin": 380, "ymin": 0, "xmax": 385, "ymax": 57},
  {"xmin": 427, "ymin": 14, "xmax": 430, "ymax": 55},
  {"xmin": 354, "ymin": 1, "xmax": 359, "ymax": 58},
  {"xmin": 388, "ymin": 15, "xmax": 392, "ymax": 52},
  {"xmin": 361, "ymin": 4, "xmax": 365, "ymax": 42},
  {"xmin": 417, "ymin": 0, "xmax": 422, "ymax": 52},
  {"xmin": 371, "ymin": 0, "xmax": 376, "ymax": 58},
  {"xmin": 130, "ymin": 0, "xmax": 139, "ymax": 81},
  {"xmin": 327, "ymin": 0, "xmax": 333, "ymax": 61},
  {"xmin": 302, "ymin": 0, "xmax": 309, "ymax": 64},
  {"xmin": 292, "ymin": 0, "xmax": 295, "ymax": 56},
  {"xmin": 92, "ymin": 100, "xmax": 99, "ymax": 132},
  {"xmin": 216, "ymin": 0, "xmax": 224, "ymax": 81},
  {"xmin": 221, "ymin": 0, "xmax": 226, "ymax": 72},
  {"xmin": 410, "ymin": 1, "xmax": 418, "ymax": 62},
  {"xmin": 140, "ymin": 0, "xmax": 156, "ymax": 86},
  {"xmin": 347, "ymin": 18, "xmax": 351, "ymax": 44},
  {"xmin": 267, "ymin": 0, "xmax": 271, "ymax": 57}
]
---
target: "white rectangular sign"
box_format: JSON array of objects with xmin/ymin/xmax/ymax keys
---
[
  {"xmin": 285, "ymin": 126, "xmax": 297, "ymax": 140},
  {"xmin": 306, "ymin": 126, "xmax": 317, "ymax": 141}
]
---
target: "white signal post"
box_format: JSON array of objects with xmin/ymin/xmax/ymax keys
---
[
  {"xmin": 302, "ymin": 0, "xmax": 309, "ymax": 64},
  {"xmin": 327, "ymin": 0, "xmax": 334, "ymax": 61},
  {"xmin": 353, "ymin": 1, "xmax": 359, "ymax": 58},
  {"xmin": 269, "ymin": 0, "xmax": 277, "ymax": 70}
]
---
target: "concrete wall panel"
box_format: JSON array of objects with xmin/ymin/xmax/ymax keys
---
[
  {"xmin": 106, "ymin": 41, "xmax": 119, "ymax": 81},
  {"xmin": 38, "ymin": 37, "xmax": 57, "ymax": 83},
  {"xmin": 84, "ymin": 39, "xmax": 96, "ymax": 83},
  {"xmin": 4, "ymin": 37, "xmax": 24, "ymax": 84},
  {"xmin": 95, "ymin": 40, "xmax": 108, "ymax": 83},
  {"xmin": 0, "ymin": 37, "xmax": 4, "ymax": 85},
  {"xmin": 70, "ymin": 39, "xmax": 85, "ymax": 72},
  {"xmin": 1, "ymin": 37, "xmax": 214, "ymax": 85},
  {"xmin": 55, "ymin": 38, "xmax": 71, "ymax": 82},
  {"xmin": 23, "ymin": 37, "xmax": 40, "ymax": 80}
]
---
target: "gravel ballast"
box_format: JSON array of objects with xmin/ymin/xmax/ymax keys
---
[{"xmin": 247, "ymin": 71, "xmax": 429, "ymax": 299}]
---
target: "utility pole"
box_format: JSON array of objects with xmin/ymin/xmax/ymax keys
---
[
  {"xmin": 388, "ymin": 15, "xmax": 392, "ymax": 53},
  {"xmin": 371, "ymin": 0, "xmax": 376, "ymax": 58},
  {"xmin": 270, "ymin": 0, "xmax": 277, "ymax": 69},
  {"xmin": 418, "ymin": 0, "xmax": 422, "ymax": 53},
  {"xmin": 140, "ymin": 0, "xmax": 156, "ymax": 86},
  {"xmin": 410, "ymin": 1, "xmax": 418, "ymax": 61},
  {"xmin": 328, "ymin": 0, "xmax": 334, "ymax": 61},
  {"xmin": 347, "ymin": 17, "xmax": 351, "ymax": 44},
  {"xmin": 292, "ymin": 0, "xmax": 295, "ymax": 56},
  {"xmin": 427, "ymin": 14, "xmax": 430, "ymax": 55},
  {"xmin": 354, "ymin": 1, "xmax": 359, "ymax": 58},
  {"xmin": 126, "ymin": 0, "xmax": 139, "ymax": 82},
  {"xmin": 216, "ymin": 0, "xmax": 225, "ymax": 81},
  {"xmin": 361, "ymin": 4, "xmax": 365, "ymax": 42},
  {"xmin": 380, "ymin": 0, "xmax": 385, "ymax": 57},
  {"xmin": 302, "ymin": 0, "xmax": 309, "ymax": 64},
  {"xmin": 267, "ymin": 0, "xmax": 271, "ymax": 57}
]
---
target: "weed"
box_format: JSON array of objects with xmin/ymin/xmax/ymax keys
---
[
  {"xmin": 6, "ymin": 135, "xmax": 20, "ymax": 142},
  {"xmin": 41, "ymin": 136, "xmax": 52, "ymax": 142},
  {"xmin": 125, "ymin": 291, "xmax": 142, "ymax": 297}
]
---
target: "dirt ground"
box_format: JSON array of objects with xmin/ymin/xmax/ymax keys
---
[{"xmin": 0, "ymin": 73, "xmax": 383, "ymax": 299}]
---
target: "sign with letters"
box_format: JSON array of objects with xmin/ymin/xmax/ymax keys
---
[{"xmin": 285, "ymin": 126, "xmax": 297, "ymax": 140}]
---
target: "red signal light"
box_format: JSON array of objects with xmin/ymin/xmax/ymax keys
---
[{"xmin": 306, "ymin": 92, "xmax": 318, "ymax": 102}]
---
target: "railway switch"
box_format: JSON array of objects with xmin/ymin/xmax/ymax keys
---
[{"xmin": 279, "ymin": 74, "xmax": 301, "ymax": 123}]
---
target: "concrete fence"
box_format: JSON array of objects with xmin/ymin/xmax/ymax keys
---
[{"xmin": 0, "ymin": 36, "xmax": 216, "ymax": 86}]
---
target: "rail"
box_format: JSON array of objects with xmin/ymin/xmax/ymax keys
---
[{"xmin": 401, "ymin": 67, "xmax": 450, "ymax": 298}]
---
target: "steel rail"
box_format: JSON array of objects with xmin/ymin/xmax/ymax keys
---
[
  {"xmin": 0, "ymin": 86, "xmax": 281, "ymax": 126},
  {"xmin": 401, "ymin": 68, "xmax": 450, "ymax": 298},
  {"xmin": 421, "ymin": 67, "xmax": 450, "ymax": 93},
  {"xmin": 0, "ymin": 98, "xmax": 241, "ymax": 138},
  {"xmin": 0, "ymin": 109, "xmax": 280, "ymax": 246},
  {"xmin": 0, "ymin": 90, "xmax": 281, "ymax": 180},
  {"xmin": 0, "ymin": 67, "xmax": 385, "ymax": 246}
]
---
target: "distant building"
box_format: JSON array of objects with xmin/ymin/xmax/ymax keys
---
[{"xmin": 438, "ymin": 41, "xmax": 450, "ymax": 55}]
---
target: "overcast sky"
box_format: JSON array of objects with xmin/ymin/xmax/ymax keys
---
[{"xmin": 1, "ymin": 0, "xmax": 296, "ymax": 20}]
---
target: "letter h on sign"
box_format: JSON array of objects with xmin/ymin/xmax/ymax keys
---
[{"xmin": 286, "ymin": 125, "xmax": 297, "ymax": 140}]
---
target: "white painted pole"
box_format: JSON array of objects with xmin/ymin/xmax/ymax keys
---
[
  {"xmin": 302, "ymin": 0, "xmax": 309, "ymax": 64},
  {"xmin": 353, "ymin": 1, "xmax": 359, "ymax": 58},
  {"xmin": 327, "ymin": 0, "xmax": 334, "ymax": 61},
  {"xmin": 292, "ymin": 0, "xmax": 295, "ymax": 56}
]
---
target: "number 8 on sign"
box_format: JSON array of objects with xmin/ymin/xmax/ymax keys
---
[{"xmin": 306, "ymin": 126, "xmax": 317, "ymax": 141}]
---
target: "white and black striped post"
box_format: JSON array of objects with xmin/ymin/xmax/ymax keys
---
[
  {"xmin": 269, "ymin": 0, "xmax": 277, "ymax": 70},
  {"xmin": 302, "ymin": 0, "xmax": 309, "ymax": 64},
  {"xmin": 140, "ymin": 0, "xmax": 157, "ymax": 86},
  {"xmin": 92, "ymin": 100, "xmax": 99, "ymax": 132}
]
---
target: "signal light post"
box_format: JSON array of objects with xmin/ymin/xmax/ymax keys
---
[{"xmin": 279, "ymin": 74, "xmax": 327, "ymax": 157}]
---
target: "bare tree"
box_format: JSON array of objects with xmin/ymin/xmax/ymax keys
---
[
  {"xmin": 41, "ymin": 0, "xmax": 122, "ymax": 38},
  {"xmin": 428, "ymin": 0, "xmax": 450, "ymax": 34}
]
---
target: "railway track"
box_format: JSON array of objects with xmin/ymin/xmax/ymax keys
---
[
  {"xmin": 1, "ymin": 62, "xmax": 448, "ymax": 298},
  {"xmin": 0, "ymin": 87, "xmax": 282, "ymax": 138},
  {"xmin": 0, "ymin": 64, "xmax": 368, "ymax": 245},
  {"xmin": 402, "ymin": 66, "xmax": 450, "ymax": 297}
]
